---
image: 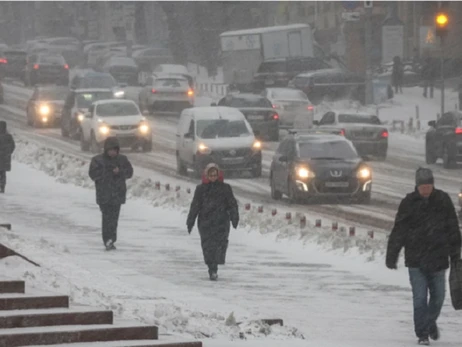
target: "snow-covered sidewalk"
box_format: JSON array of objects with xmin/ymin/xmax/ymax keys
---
[{"xmin": 1, "ymin": 162, "xmax": 462, "ymax": 347}]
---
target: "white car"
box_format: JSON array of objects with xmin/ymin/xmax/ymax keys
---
[
  {"xmin": 261, "ymin": 88, "xmax": 314, "ymax": 129},
  {"xmin": 139, "ymin": 74, "xmax": 194, "ymax": 113},
  {"xmin": 80, "ymin": 99, "xmax": 152, "ymax": 153}
]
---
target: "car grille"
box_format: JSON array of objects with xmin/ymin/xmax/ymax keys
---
[
  {"xmin": 213, "ymin": 148, "xmax": 252, "ymax": 158},
  {"xmin": 110, "ymin": 125, "xmax": 138, "ymax": 130},
  {"xmin": 313, "ymin": 178, "xmax": 359, "ymax": 194}
]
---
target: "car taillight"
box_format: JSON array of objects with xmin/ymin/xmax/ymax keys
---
[
  {"xmin": 187, "ymin": 89, "xmax": 194, "ymax": 96},
  {"xmin": 0, "ymin": 58, "xmax": 7, "ymax": 64},
  {"xmin": 151, "ymin": 89, "xmax": 157, "ymax": 94},
  {"xmin": 273, "ymin": 113, "xmax": 279, "ymax": 120},
  {"xmin": 272, "ymin": 104, "xmax": 281, "ymax": 109},
  {"xmin": 381, "ymin": 130, "xmax": 389, "ymax": 138},
  {"xmin": 307, "ymin": 105, "xmax": 314, "ymax": 111},
  {"xmin": 456, "ymin": 128, "xmax": 462, "ymax": 134},
  {"xmin": 33, "ymin": 64, "xmax": 39, "ymax": 70},
  {"xmin": 339, "ymin": 129, "xmax": 345, "ymax": 136},
  {"xmin": 64, "ymin": 64, "xmax": 69, "ymax": 69}
]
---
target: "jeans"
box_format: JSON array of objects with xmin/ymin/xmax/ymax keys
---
[
  {"xmin": 0, "ymin": 171, "xmax": 5, "ymax": 191},
  {"xmin": 408, "ymin": 268, "xmax": 446, "ymax": 338},
  {"xmin": 99, "ymin": 204, "xmax": 121, "ymax": 245}
]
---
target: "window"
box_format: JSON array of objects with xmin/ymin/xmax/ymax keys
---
[
  {"xmin": 38, "ymin": 88, "xmax": 68, "ymax": 100},
  {"xmin": 75, "ymin": 91, "xmax": 114, "ymax": 109},
  {"xmin": 153, "ymin": 78, "xmax": 189, "ymax": 88},
  {"xmin": 196, "ymin": 119, "xmax": 250, "ymax": 139},
  {"xmin": 187, "ymin": 120, "xmax": 194, "ymax": 135},
  {"xmin": 298, "ymin": 140, "xmax": 358, "ymax": 159},
  {"xmin": 276, "ymin": 140, "xmax": 290, "ymax": 154},
  {"xmin": 38, "ymin": 55, "xmax": 65, "ymax": 64},
  {"xmin": 319, "ymin": 112, "xmax": 335, "ymax": 125},
  {"xmin": 81, "ymin": 75, "xmax": 117, "ymax": 89},
  {"xmin": 96, "ymin": 102, "xmax": 139, "ymax": 117},
  {"xmin": 338, "ymin": 114, "xmax": 381, "ymax": 125},
  {"xmin": 228, "ymin": 97, "xmax": 272, "ymax": 108},
  {"xmin": 438, "ymin": 113, "xmax": 456, "ymax": 127},
  {"xmin": 271, "ymin": 89, "xmax": 308, "ymax": 100}
]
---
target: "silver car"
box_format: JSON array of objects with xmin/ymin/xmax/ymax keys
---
[
  {"xmin": 139, "ymin": 74, "xmax": 194, "ymax": 113},
  {"xmin": 262, "ymin": 87, "xmax": 314, "ymax": 129}
]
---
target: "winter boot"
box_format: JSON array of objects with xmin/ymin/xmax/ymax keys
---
[
  {"xmin": 208, "ymin": 264, "xmax": 218, "ymax": 281},
  {"xmin": 429, "ymin": 324, "xmax": 440, "ymax": 341},
  {"xmin": 418, "ymin": 337, "xmax": 430, "ymax": 345},
  {"xmin": 105, "ymin": 239, "xmax": 114, "ymax": 251},
  {"xmin": 209, "ymin": 272, "xmax": 218, "ymax": 281}
]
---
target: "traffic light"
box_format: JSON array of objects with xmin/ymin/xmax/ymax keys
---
[{"xmin": 435, "ymin": 12, "xmax": 449, "ymax": 38}]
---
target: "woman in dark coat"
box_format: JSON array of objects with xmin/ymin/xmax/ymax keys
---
[
  {"xmin": 187, "ymin": 163, "xmax": 239, "ymax": 281},
  {"xmin": 0, "ymin": 121, "xmax": 15, "ymax": 193},
  {"xmin": 392, "ymin": 56, "xmax": 404, "ymax": 94}
]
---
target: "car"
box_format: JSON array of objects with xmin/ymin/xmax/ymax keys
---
[
  {"xmin": 80, "ymin": 99, "xmax": 152, "ymax": 153},
  {"xmin": 2, "ymin": 49, "xmax": 27, "ymax": 80},
  {"xmin": 24, "ymin": 53, "xmax": 69, "ymax": 86},
  {"xmin": 102, "ymin": 56, "xmax": 138, "ymax": 86},
  {"xmin": 70, "ymin": 71, "xmax": 126, "ymax": 98},
  {"xmin": 26, "ymin": 85, "xmax": 68, "ymax": 128},
  {"xmin": 139, "ymin": 74, "xmax": 194, "ymax": 113},
  {"xmin": 261, "ymin": 87, "xmax": 314, "ymax": 130},
  {"xmin": 314, "ymin": 110, "xmax": 388, "ymax": 160},
  {"xmin": 152, "ymin": 64, "xmax": 194, "ymax": 89},
  {"xmin": 176, "ymin": 106, "xmax": 262, "ymax": 178},
  {"xmin": 426, "ymin": 111, "xmax": 462, "ymax": 168},
  {"xmin": 215, "ymin": 93, "xmax": 279, "ymax": 141},
  {"xmin": 269, "ymin": 131, "xmax": 372, "ymax": 204},
  {"xmin": 61, "ymin": 88, "xmax": 115, "ymax": 139}
]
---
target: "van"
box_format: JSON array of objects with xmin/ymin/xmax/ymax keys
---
[{"xmin": 176, "ymin": 106, "xmax": 262, "ymax": 178}]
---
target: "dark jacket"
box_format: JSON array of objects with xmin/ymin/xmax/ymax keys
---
[
  {"xmin": 88, "ymin": 137, "xmax": 134, "ymax": 205},
  {"xmin": 391, "ymin": 61, "xmax": 403, "ymax": 86},
  {"xmin": 421, "ymin": 58, "xmax": 437, "ymax": 81},
  {"xmin": 186, "ymin": 173, "xmax": 239, "ymax": 265},
  {"xmin": 0, "ymin": 121, "xmax": 15, "ymax": 172},
  {"xmin": 386, "ymin": 188, "xmax": 462, "ymax": 272}
]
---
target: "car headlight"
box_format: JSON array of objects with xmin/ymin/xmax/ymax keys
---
[
  {"xmin": 252, "ymin": 140, "xmax": 262, "ymax": 150},
  {"xmin": 41, "ymin": 117, "xmax": 48, "ymax": 123},
  {"xmin": 39, "ymin": 105, "xmax": 50, "ymax": 116},
  {"xmin": 197, "ymin": 143, "xmax": 211, "ymax": 154},
  {"xmin": 139, "ymin": 123, "xmax": 150, "ymax": 134},
  {"xmin": 114, "ymin": 90, "xmax": 125, "ymax": 98},
  {"xmin": 357, "ymin": 167, "xmax": 371, "ymax": 179},
  {"xmin": 99, "ymin": 125, "xmax": 110, "ymax": 135},
  {"xmin": 77, "ymin": 113, "xmax": 85, "ymax": 122},
  {"xmin": 296, "ymin": 166, "xmax": 315, "ymax": 179},
  {"xmin": 458, "ymin": 193, "xmax": 462, "ymax": 198}
]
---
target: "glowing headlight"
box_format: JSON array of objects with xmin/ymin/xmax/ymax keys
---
[
  {"xmin": 357, "ymin": 167, "xmax": 371, "ymax": 179},
  {"xmin": 77, "ymin": 114, "xmax": 85, "ymax": 122},
  {"xmin": 99, "ymin": 125, "xmax": 110, "ymax": 135},
  {"xmin": 114, "ymin": 90, "xmax": 125, "ymax": 98},
  {"xmin": 198, "ymin": 143, "xmax": 211, "ymax": 154},
  {"xmin": 39, "ymin": 105, "xmax": 50, "ymax": 116},
  {"xmin": 252, "ymin": 141, "xmax": 262, "ymax": 150},
  {"xmin": 139, "ymin": 123, "xmax": 150, "ymax": 133},
  {"xmin": 296, "ymin": 166, "xmax": 315, "ymax": 178},
  {"xmin": 458, "ymin": 193, "xmax": 462, "ymax": 198},
  {"xmin": 41, "ymin": 117, "xmax": 48, "ymax": 123}
]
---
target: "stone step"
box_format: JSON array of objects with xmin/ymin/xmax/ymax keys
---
[
  {"xmin": 0, "ymin": 323, "xmax": 158, "ymax": 347},
  {"xmin": 25, "ymin": 340, "xmax": 202, "ymax": 347},
  {"xmin": 0, "ymin": 307, "xmax": 113, "ymax": 328},
  {"xmin": 0, "ymin": 280, "xmax": 25, "ymax": 294},
  {"xmin": 0, "ymin": 293, "xmax": 69, "ymax": 311}
]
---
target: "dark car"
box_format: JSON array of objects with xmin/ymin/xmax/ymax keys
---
[
  {"xmin": 289, "ymin": 69, "xmax": 366, "ymax": 104},
  {"xmin": 314, "ymin": 110, "xmax": 388, "ymax": 160},
  {"xmin": 426, "ymin": 111, "xmax": 462, "ymax": 168},
  {"xmin": 2, "ymin": 49, "xmax": 27, "ymax": 80},
  {"xmin": 215, "ymin": 93, "xmax": 279, "ymax": 141},
  {"xmin": 70, "ymin": 71, "xmax": 126, "ymax": 98},
  {"xmin": 102, "ymin": 56, "xmax": 138, "ymax": 86},
  {"xmin": 253, "ymin": 57, "xmax": 331, "ymax": 90},
  {"xmin": 24, "ymin": 53, "xmax": 69, "ymax": 86},
  {"xmin": 269, "ymin": 131, "xmax": 372, "ymax": 204},
  {"xmin": 26, "ymin": 85, "xmax": 68, "ymax": 128}
]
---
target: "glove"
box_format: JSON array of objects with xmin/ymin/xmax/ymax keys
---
[
  {"xmin": 386, "ymin": 261, "xmax": 397, "ymax": 270},
  {"xmin": 232, "ymin": 220, "xmax": 238, "ymax": 229},
  {"xmin": 187, "ymin": 225, "xmax": 193, "ymax": 234}
]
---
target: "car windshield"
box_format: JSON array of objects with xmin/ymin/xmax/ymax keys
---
[
  {"xmin": 298, "ymin": 140, "xmax": 358, "ymax": 160},
  {"xmin": 75, "ymin": 92, "xmax": 114, "ymax": 109},
  {"xmin": 338, "ymin": 114, "xmax": 381, "ymax": 125},
  {"xmin": 96, "ymin": 102, "xmax": 139, "ymax": 117},
  {"xmin": 258, "ymin": 61, "xmax": 286, "ymax": 73},
  {"xmin": 111, "ymin": 57, "xmax": 136, "ymax": 66},
  {"xmin": 153, "ymin": 78, "xmax": 188, "ymax": 88},
  {"xmin": 38, "ymin": 89, "xmax": 67, "ymax": 100},
  {"xmin": 82, "ymin": 76, "xmax": 116, "ymax": 88},
  {"xmin": 197, "ymin": 119, "xmax": 250, "ymax": 139},
  {"xmin": 228, "ymin": 97, "xmax": 272, "ymax": 108},
  {"xmin": 271, "ymin": 89, "xmax": 308, "ymax": 100},
  {"xmin": 38, "ymin": 55, "xmax": 65, "ymax": 64}
]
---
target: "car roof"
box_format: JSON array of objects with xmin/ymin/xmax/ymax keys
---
[
  {"xmin": 93, "ymin": 99, "xmax": 137, "ymax": 106},
  {"xmin": 35, "ymin": 85, "xmax": 64, "ymax": 91},
  {"xmin": 296, "ymin": 69, "xmax": 343, "ymax": 77},
  {"xmin": 189, "ymin": 107, "xmax": 245, "ymax": 120},
  {"xmin": 74, "ymin": 88, "xmax": 114, "ymax": 93},
  {"xmin": 227, "ymin": 93, "xmax": 266, "ymax": 100},
  {"xmin": 265, "ymin": 87, "xmax": 302, "ymax": 93},
  {"xmin": 154, "ymin": 74, "xmax": 187, "ymax": 80},
  {"xmin": 157, "ymin": 64, "xmax": 189, "ymax": 73},
  {"xmin": 288, "ymin": 132, "xmax": 346, "ymax": 143},
  {"xmin": 331, "ymin": 110, "xmax": 376, "ymax": 117}
]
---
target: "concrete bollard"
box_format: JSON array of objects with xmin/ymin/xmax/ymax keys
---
[
  {"xmin": 349, "ymin": 226, "xmax": 356, "ymax": 237},
  {"xmin": 332, "ymin": 222, "xmax": 338, "ymax": 231},
  {"xmin": 300, "ymin": 216, "xmax": 306, "ymax": 228},
  {"xmin": 315, "ymin": 219, "xmax": 322, "ymax": 227}
]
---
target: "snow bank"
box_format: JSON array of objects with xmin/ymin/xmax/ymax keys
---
[{"xmin": 12, "ymin": 137, "xmax": 387, "ymax": 262}]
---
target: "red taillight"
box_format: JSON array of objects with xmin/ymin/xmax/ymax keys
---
[
  {"xmin": 381, "ymin": 130, "xmax": 389, "ymax": 138},
  {"xmin": 33, "ymin": 64, "xmax": 39, "ymax": 70},
  {"xmin": 307, "ymin": 105, "xmax": 314, "ymax": 111},
  {"xmin": 0, "ymin": 58, "xmax": 7, "ymax": 64},
  {"xmin": 272, "ymin": 104, "xmax": 281, "ymax": 109},
  {"xmin": 273, "ymin": 113, "xmax": 279, "ymax": 120},
  {"xmin": 339, "ymin": 129, "xmax": 345, "ymax": 136},
  {"xmin": 64, "ymin": 64, "xmax": 69, "ymax": 69},
  {"xmin": 187, "ymin": 89, "xmax": 194, "ymax": 96},
  {"xmin": 151, "ymin": 89, "xmax": 157, "ymax": 94},
  {"xmin": 456, "ymin": 128, "xmax": 462, "ymax": 134}
]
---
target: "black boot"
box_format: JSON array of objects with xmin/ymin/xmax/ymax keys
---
[
  {"xmin": 0, "ymin": 186, "xmax": 4, "ymax": 193},
  {"xmin": 429, "ymin": 323, "xmax": 440, "ymax": 341},
  {"xmin": 208, "ymin": 264, "xmax": 218, "ymax": 281}
]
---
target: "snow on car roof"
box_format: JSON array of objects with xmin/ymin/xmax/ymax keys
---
[
  {"xmin": 296, "ymin": 69, "xmax": 343, "ymax": 77},
  {"xmin": 191, "ymin": 106, "xmax": 245, "ymax": 120},
  {"xmin": 93, "ymin": 99, "xmax": 136, "ymax": 106},
  {"xmin": 155, "ymin": 74, "xmax": 187, "ymax": 81},
  {"xmin": 333, "ymin": 110, "xmax": 375, "ymax": 117},
  {"xmin": 221, "ymin": 23, "xmax": 309, "ymax": 37},
  {"xmin": 297, "ymin": 134, "xmax": 348, "ymax": 143}
]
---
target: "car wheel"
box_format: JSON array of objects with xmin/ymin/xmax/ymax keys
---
[
  {"xmin": 443, "ymin": 145, "xmax": 455, "ymax": 169},
  {"xmin": 270, "ymin": 174, "xmax": 282, "ymax": 200},
  {"xmin": 142, "ymin": 141, "xmax": 152, "ymax": 152},
  {"xmin": 251, "ymin": 164, "xmax": 262, "ymax": 178},
  {"xmin": 80, "ymin": 131, "xmax": 90, "ymax": 152},
  {"xmin": 90, "ymin": 132, "xmax": 101, "ymax": 153},
  {"xmin": 177, "ymin": 155, "xmax": 188, "ymax": 176},
  {"xmin": 425, "ymin": 142, "xmax": 437, "ymax": 164}
]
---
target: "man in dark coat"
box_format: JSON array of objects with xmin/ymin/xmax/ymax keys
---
[
  {"xmin": 187, "ymin": 163, "xmax": 239, "ymax": 281},
  {"xmin": 0, "ymin": 121, "xmax": 15, "ymax": 193},
  {"xmin": 392, "ymin": 56, "xmax": 404, "ymax": 94},
  {"xmin": 89, "ymin": 137, "xmax": 133, "ymax": 251},
  {"xmin": 386, "ymin": 167, "xmax": 461, "ymax": 346}
]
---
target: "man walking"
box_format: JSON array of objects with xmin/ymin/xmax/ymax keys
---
[
  {"xmin": 386, "ymin": 168, "xmax": 461, "ymax": 345},
  {"xmin": 89, "ymin": 137, "xmax": 133, "ymax": 251},
  {"xmin": 0, "ymin": 121, "xmax": 15, "ymax": 193}
]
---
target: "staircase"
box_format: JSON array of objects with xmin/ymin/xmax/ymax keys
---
[{"xmin": 0, "ymin": 278, "xmax": 202, "ymax": 347}]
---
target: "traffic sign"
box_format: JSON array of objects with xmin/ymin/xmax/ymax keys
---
[{"xmin": 342, "ymin": 1, "xmax": 359, "ymax": 10}]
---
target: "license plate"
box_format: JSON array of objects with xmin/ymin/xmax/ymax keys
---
[
  {"xmin": 222, "ymin": 157, "xmax": 244, "ymax": 164},
  {"xmin": 325, "ymin": 182, "xmax": 349, "ymax": 188},
  {"xmin": 248, "ymin": 114, "xmax": 265, "ymax": 120}
]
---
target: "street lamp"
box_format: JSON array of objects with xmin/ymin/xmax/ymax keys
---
[{"xmin": 435, "ymin": 12, "xmax": 448, "ymax": 116}]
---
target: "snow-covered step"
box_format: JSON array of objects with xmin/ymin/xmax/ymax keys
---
[
  {"xmin": 0, "ymin": 323, "xmax": 158, "ymax": 347},
  {"xmin": 0, "ymin": 279, "xmax": 25, "ymax": 294},
  {"xmin": 0, "ymin": 306, "xmax": 113, "ymax": 328},
  {"xmin": 0, "ymin": 293, "xmax": 69, "ymax": 311},
  {"xmin": 25, "ymin": 340, "xmax": 202, "ymax": 347}
]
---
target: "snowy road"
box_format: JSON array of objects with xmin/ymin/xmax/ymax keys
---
[
  {"xmin": 2, "ymin": 162, "xmax": 462, "ymax": 347},
  {"xmin": 1, "ymin": 81, "xmax": 462, "ymax": 234}
]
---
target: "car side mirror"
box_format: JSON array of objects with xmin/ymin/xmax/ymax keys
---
[
  {"xmin": 428, "ymin": 120, "xmax": 436, "ymax": 127},
  {"xmin": 279, "ymin": 155, "xmax": 288, "ymax": 162},
  {"xmin": 313, "ymin": 120, "xmax": 320, "ymax": 126},
  {"xmin": 210, "ymin": 102, "xmax": 217, "ymax": 106},
  {"xmin": 184, "ymin": 132, "xmax": 194, "ymax": 140}
]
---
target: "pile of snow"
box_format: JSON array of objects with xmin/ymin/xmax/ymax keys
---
[{"xmin": 12, "ymin": 137, "xmax": 386, "ymax": 261}]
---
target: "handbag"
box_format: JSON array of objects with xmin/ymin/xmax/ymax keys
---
[{"xmin": 449, "ymin": 259, "xmax": 462, "ymax": 310}]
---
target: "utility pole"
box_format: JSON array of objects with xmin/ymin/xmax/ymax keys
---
[
  {"xmin": 440, "ymin": 37, "xmax": 445, "ymax": 117},
  {"xmin": 364, "ymin": 3, "xmax": 373, "ymax": 105},
  {"xmin": 435, "ymin": 11, "xmax": 448, "ymax": 116}
]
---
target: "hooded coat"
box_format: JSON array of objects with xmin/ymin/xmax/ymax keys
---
[
  {"xmin": 0, "ymin": 121, "xmax": 15, "ymax": 172},
  {"xmin": 187, "ymin": 164, "xmax": 239, "ymax": 265},
  {"xmin": 88, "ymin": 137, "xmax": 134, "ymax": 205}
]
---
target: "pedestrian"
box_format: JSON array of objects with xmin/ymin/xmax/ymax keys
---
[
  {"xmin": 88, "ymin": 137, "xmax": 133, "ymax": 251},
  {"xmin": 421, "ymin": 57, "xmax": 436, "ymax": 98},
  {"xmin": 0, "ymin": 121, "xmax": 15, "ymax": 193},
  {"xmin": 386, "ymin": 167, "xmax": 461, "ymax": 346},
  {"xmin": 392, "ymin": 56, "xmax": 404, "ymax": 94},
  {"xmin": 186, "ymin": 163, "xmax": 239, "ymax": 281}
]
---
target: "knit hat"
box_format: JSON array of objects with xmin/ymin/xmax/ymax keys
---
[{"xmin": 415, "ymin": 167, "xmax": 434, "ymax": 186}]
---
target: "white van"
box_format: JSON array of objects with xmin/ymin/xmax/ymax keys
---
[{"xmin": 176, "ymin": 106, "xmax": 262, "ymax": 178}]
